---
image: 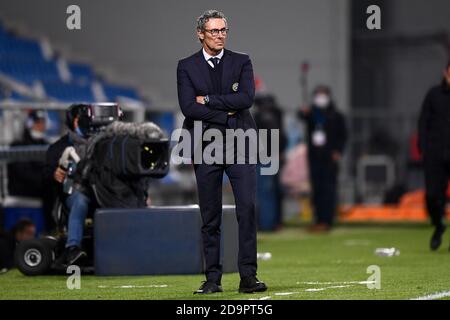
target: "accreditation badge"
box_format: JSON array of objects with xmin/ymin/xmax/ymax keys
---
[{"xmin": 312, "ymin": 129, "xmax": 327, "ymax": 147}]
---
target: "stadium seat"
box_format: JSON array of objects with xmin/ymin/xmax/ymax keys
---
[
  {"xmin": 0, "ymin": 19, "xmax": 144, "ymax": 104},
  {"xmin": 68, "ymin": 62, "xmax": 97, "ymax": 83},
  {"xmin": 0, "ymin": 61, "xmax": 60, "ymax": 85},
  {"xmin": 42, "ymin": 80, "xmax": 95, "ymax": 102},
  {"xmin": 103, "ymin": 83, "xmax": 140, "ymax": 101}
]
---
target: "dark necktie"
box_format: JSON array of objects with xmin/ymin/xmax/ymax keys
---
[{"xmin": 209, "ymin": 57, "xmax": 219, "ymax": 68}]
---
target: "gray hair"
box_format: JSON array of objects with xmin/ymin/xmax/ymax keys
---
[{"xmin": 196, "ymin": 10, "xmax": 227, "ymax": 32}]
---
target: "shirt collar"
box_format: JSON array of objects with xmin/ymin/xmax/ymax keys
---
[{"xmin": 202, "ymin": 48, "xmax": 224, "ymax": 62}]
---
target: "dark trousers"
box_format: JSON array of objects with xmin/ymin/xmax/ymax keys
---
[
  {"xmin": 310, "ymin": 160, "xmax": 338, "ymax": 226},
  {"xmin": 424, "ymin": 158, "xmax": 450, "ymax": 228},
  {"xmin": 194, "ymin": 162, "xmax": 257, "ymax": 284}
]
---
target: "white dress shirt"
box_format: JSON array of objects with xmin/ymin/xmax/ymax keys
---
[{"xmin": 202, "ymin": 48, "xmax": 224, "ymax": 68}]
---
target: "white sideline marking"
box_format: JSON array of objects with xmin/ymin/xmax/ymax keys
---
[
  {"xmin": 304, "ymin": 285, "xmax": 352, "ymax": 292},
  {"xmin": 411, "ymin": 291, "xmax": 450, "ymax": 300},
  {"xmin": 98, "ymin": 284, "xmax": 168, "ymax": 289},
  {"xmin": 305, "ymin": 288, "xmax": 325, "ymax": 292},
  {"xmin": 297, "ymin": 280, "xmax": 374, "ymax": 294},
  {"xmin": 298, "ymin": 281, "xmax": 375, "ymax": 285},
  {"xmin": 116, "ymin": 285, "xmax": 168, "ymax": 288},
  {"xmin": 249, "ymin": 296, "xmax": 271, "ymax": 300},
  {"xmin": 274, "ymin": 292, "xmax": 300, "ymax": 296}
]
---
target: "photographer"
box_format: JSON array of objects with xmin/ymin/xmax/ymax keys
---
[{"xmin": 43, "ymin": 104, "xmax": 93, "ymax": 266}]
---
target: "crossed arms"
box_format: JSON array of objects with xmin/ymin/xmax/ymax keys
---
[{"xmin": 176, "ymin": 56, "xmax": 255, "ymax": 125}]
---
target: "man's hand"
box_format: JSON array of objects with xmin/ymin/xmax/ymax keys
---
[
  {"xmin": 54, "ymin": 167, "xmax": 66, "ymax": 183},
  {"xmin": 197, "ymin": 95, "xmax": 235, "ymax": 115},
  {"xmin": 196, "ymin": 96, "xmax": 205, "ymax": 104}
]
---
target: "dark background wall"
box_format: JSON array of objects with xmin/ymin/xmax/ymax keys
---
[
  {"xmin": 349, "ymin": 0, "xmax": 450, "ymax": 188},
  {"xmin": 351, "ymin": 0, "xmax": 450, "ymax": 111}
]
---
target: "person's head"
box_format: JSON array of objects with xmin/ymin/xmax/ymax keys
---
[
  {"xmin": 312, "ymin": 85, "xmax": 332, "ymax": 109},
  {"xmin": 12, "ymin": 219, "xmax": 36, "ymax": 242},
  {"xmin": 443, "ymin": 60, "xmax": 450, "ymax": 86},
  {"xmin": 196, "ymin": 10, "xmax": 228, "ymax": 55},
  {"xmin": 26, "ymin": 110, "xmax": 47, "ymax": 140},
  {"xmin": 66, "ymin": 104, "xmax": 84, "ymax": 135}
]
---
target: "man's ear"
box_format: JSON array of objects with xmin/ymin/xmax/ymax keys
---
[{"xmin": 197, "ymin": 30, "xmax": 204, "ymax": 41}]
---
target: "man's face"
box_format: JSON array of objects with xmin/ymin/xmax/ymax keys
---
[
  {"xmin": 198, "ymin": 18, "xmax": 227, "ymax": 54},
  {"xmin": 73, "ymin": 116, "xmax": 79, "ymax": 130},
  {"xmin": 32, "ymin": 119, "xmax": 46, "ymax": 133}
]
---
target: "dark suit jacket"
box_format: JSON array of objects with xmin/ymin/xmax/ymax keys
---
[{"xmin": 176, "ymin": 48, "xmax": 257, "ymax": 157}]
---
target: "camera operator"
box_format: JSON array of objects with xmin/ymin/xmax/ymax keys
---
[{"xmin": 43, "ymin": 104, "xmax": 93, "ymax": 266}]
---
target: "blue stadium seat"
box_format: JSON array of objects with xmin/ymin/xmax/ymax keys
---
[
  {"xmin": 43, "ymin": 80, "xmax": 95, "ymax": 102},
  {"xmin": 103, "ymin": 83, "xmax": 140, "ymax": 101},
  {"xmin": 0, "ymin": 37, "xmax": 44, "ymax": 61},
  {"xmin": 0, "ymin": 61, "xmax": 60, "ymax": 85},
  {"xmin": 68, "ymin": 62, "xmax": 96, "ymax": 82},
  {"xmin": 149, "ymin": 112, "xmax": 175, "ymax": 136},
  {"xmin": 0, "ymin": 19, "xmax": 144, "ymax": 105}
]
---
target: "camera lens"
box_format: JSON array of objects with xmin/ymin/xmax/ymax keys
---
[{"xmin": 140, "ymin": 142, "xmax": 166, "ymax": 170}]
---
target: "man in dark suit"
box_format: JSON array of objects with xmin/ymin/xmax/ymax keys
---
[
  {"xmin": 177, "ymin": 10, "xmax": 267, "ymax": 294},
  {"xmin": 418, "ymin": 60, "xmax": 450, "ymax": 251}
]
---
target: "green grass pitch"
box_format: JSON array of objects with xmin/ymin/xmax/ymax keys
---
[{"xmin": 1, "ymin": 224, "xmax": 450, "ymax": 300}]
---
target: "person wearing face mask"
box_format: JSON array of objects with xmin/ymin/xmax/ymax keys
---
[
  {"xmin": 43, "ymin": 104, "xmax": 94, "ymax": 266},
  {"xmin": 418, "ymin": 60, "xmax": 450, "ymax": 251},
  {"xmin": 7, "ymin": 110, "xmax": 54, "ymax": 232},
  {"xmin": 297, "ymin": 85, "xmax": 347, "ymax": 232}
]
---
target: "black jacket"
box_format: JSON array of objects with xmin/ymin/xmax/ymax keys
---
[
  {"xmin": 7, "ymin": 130, "xmax": 48, "ymax": 197},
  {"xmin": 0, "ymin": 231, "xmax": 15, "ymax": 269},
  {"xmin": 43, "ymin": 134, "xmax": 71, "ymax": 200},
  {"xmin": 298, "ymin": 104, "xmax": 347, "ymax": 163},
  {"xmin": 418, "ymin": 80, "xmax": 450, "ymax": 161},
  {"xmin": 177, "ymin": 49, "xmax": 257, "ymax": 158},
  {"xmin": 253, "ymin": 100, "xmax": 287, "ymax": 157}
]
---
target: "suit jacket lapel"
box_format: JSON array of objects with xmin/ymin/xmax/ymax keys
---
[
  {"xmin": 194, "ymin": 50, "xmax": 214, "ymax": 93},
  {"xmin": 221, "ymin": 49, "xmax": 233, "ymax": 94}
]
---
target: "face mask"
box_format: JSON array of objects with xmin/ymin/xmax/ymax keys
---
[
  {"xmin": 314, "ymin": 94, "xmax": 330, "ymax": 109},
  {"xmin": 30, "ymin": 130, "xmax": 45, "ymax": 140}
]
